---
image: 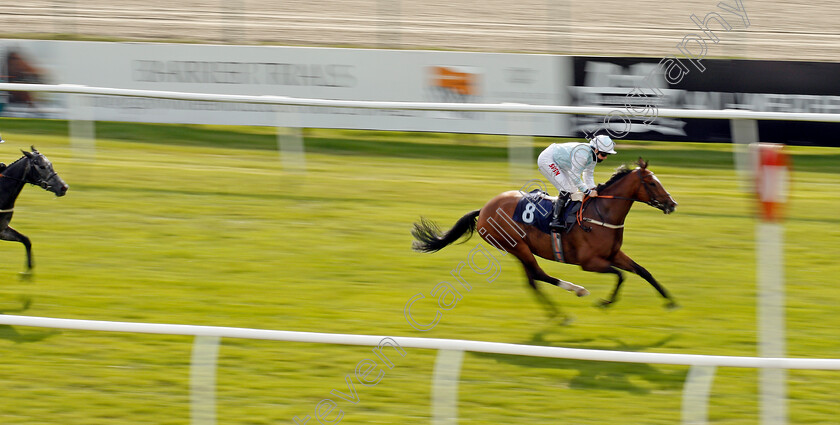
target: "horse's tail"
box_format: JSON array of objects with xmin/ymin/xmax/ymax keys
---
[{"xmin": 411, "ymin": 209, "xmax": 481, "ymax": 253}]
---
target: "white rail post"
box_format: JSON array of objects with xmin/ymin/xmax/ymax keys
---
[
  {"xmin": 431, "ymin": 349, "xmax": 464, "ymax": 425},
  {"xmin": 757, "ymin": 221, "xmax": 787, "ymax": 425},
  {"xmin": 506, "ymin": 107, "xmax": 534, "ymax": 182},
  {"xmin": 730, "ymin": 119, "xmax": 758, "ymax": 191},
  {"xmin": 191, "ymin": 335, "xmax": 221, "ymax": 425},
  {"xmin": 275, "ymin": 105, "xmax": 306, "ymax": 174},
  {"xmin": 681, "ymin": 365, "xmax": 716, "ymax": 425},
  {"xmin": 67, "ymin": 93, "xmax": 96, "ymax": 161}
]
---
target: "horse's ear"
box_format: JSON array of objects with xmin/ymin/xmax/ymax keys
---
[
  {"xmin": 21, "ymin": 149, "xmax": 33, "ymax": 159},
  {"xmin": 637, "ymin": 157, "xmax": 648, "ymax": 169},
  {"xmin": 31, "ymin": 145, "xmax": 38, "ymax": 153}
]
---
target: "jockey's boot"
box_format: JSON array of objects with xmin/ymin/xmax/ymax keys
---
[{"xmin": 549, "ymin": 192, "xmax": 569, "ymax": 232}]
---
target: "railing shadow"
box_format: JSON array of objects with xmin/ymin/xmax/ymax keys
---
[{"xmin": 468, "ymin": 328, "xmax": 686, "ymax": 394}]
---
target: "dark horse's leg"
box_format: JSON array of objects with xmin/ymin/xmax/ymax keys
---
[
  {"xmin": 0, "ymin": 226, "xmax": 33, "ymax": 273},
  {"xmin": 607, "ymin": 250, "xmax": 678, "ymax": 309}
]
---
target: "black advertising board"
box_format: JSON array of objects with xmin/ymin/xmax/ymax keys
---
[{"xmin": 569, "ymin": 56, "xmax": 840, "ymax": 146}]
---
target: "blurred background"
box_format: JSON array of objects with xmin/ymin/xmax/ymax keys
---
[
  {"xmin": 2, "ymin": 0, "xmax": 838, "ymax": 60},
  {"xmin": 0, "ymin": 2, "xmax": 838, "ymax": 425}
]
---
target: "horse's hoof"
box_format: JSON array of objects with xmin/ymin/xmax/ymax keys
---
[
  {"xmin": 575, "ymin": 288, "xmax": 590, "ymax": 297},
  {"xmin": 19, "ymin": 295, "xmax": 32, "ymax": 310},
  {"xmin": 596, "ymin": 299, "xmax": 614, "ymax": 308},
  {"xmin": 18, "ymin": 271, "xmax": 33, "ymax": 281},
  {"xmin": 665, "ymin": 301, "xmax": 681, "ymax": 310}
]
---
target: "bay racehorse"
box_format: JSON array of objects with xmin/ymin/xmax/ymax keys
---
[
  {"xmin": 412, "ymin": 159, "xmax": 678, "ymax": 317},
  {"xmin": 0, "ymin": 146, "xmax": 68, "ymax": 275}
]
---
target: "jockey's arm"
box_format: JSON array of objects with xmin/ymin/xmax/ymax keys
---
[
  {"xmin": 583, "ymin": 165, "xmax": 596, "ymax": 191},
  {"xmin": 568, "ymin": 147, "xmax": 593, "ymax": 194}
]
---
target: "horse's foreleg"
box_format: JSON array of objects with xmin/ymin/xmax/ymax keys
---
[
  {"xmin": 600, "ymin": 267, "xmax": 625, "ymax": 307},
  {"xmin": 612, "ymin": 251, "xmax": 678, "ymax": 309},
  {"xmin": 1, "ymin": 226, "xmax": 33, "ymax": 273},
  {"xmin": 579, "ymin": 257, "xmax": 625, "ymax": 307}
]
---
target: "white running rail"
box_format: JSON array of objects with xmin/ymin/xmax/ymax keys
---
[
  {"xmin": 1, "ymin": 314, "xmax": 838, "ymax": 369},
  {"xmin": 2, "ymin": 83, "xmax": 840, "ymax": 122},
  {"xmin": 2, "ymin": 314, "xmax": 838, "ymax": 425}
]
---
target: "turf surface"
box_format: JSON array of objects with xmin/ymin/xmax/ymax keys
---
[{"xmin": 0, "ymin": 119, "xmax": 838, "ymax": 424}]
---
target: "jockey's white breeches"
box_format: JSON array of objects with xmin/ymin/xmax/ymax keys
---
[{"xmin": 538, "ymin": 147, "xmax": 577, "ymax": 195}]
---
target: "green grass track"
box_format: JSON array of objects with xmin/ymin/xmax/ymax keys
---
[{"xmin": 0, "ymin": 118, "xmax": 838, "ymax": 424}]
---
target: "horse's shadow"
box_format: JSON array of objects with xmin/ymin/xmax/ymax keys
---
[
  {"xmin": 0, "ymin": 325, "xmax": 60, "ymax": 343},
  {"xmin": 469, "ymin": 329, "xmax": 685, "ymax": 394},
  {"xmin": 0, "ymin": 296, "xmax": 61, "ymax": 343}
]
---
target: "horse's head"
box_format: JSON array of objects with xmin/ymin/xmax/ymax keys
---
[
  {"xmin": 21, "ymin": 146, "xmax": 68, "ymax": 197},
  {"xmin": 633, "ymin": 159, "xmax": 676, "ymax": 214}
]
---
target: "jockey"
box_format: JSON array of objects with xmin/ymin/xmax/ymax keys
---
[{"xmin": 537, "ymin": 134, "xmax": 617, "ymax": 231}]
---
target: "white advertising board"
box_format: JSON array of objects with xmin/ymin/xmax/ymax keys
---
[{"xmin": 1, "ymin": 40, "xmax": 571, "ymax": 136}]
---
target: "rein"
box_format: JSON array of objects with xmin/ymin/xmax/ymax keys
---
[
  {"xmin": 574, "ymin": 169, "xmax": 665, "ymax": 229},
  {"xmin": 0, "ymin": 157, "xmax": 53, "ymax": 190},
  {"xmin": 576, "ymin": 196, "xmax": 626, "ymax": 230},
  {"xmin": 0, "ymin": 159, "xmax": 32, "ymax": 214}
]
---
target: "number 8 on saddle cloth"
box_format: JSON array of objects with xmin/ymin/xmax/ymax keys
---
[{"xmin": 512, "ymin": 190, "xmax": 579, "ymax": 234}]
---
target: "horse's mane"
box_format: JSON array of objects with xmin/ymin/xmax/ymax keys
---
[
  {"xmin": 596, "ymin": 165, "xmax": 634, "ymax": 191},
  {"xmin": 5, "ymin": 155, "xmax": 28, "ymax": 168}
]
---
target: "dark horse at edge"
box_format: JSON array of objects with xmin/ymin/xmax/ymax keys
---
[
  {"xmin": 412, "ymin": 159, "xmax": 678, "ymax": 317},
  {"xmin": 0, "ymin": 146, "xmax": 68, "ymax": 275}
]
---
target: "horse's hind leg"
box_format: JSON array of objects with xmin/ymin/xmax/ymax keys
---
[
  {"xmin": 529, "ymin": 264, "xmax": 589, "ymax": 297},
  {"xmin": 511, "ymin": 246, "xmax": 589, "ymax": 298},
  {"xmin": 0, "ymin": 226, "xmax": 33, "ymax": 275},
  {"xmin": 612, "ymin": 250, "xmax": 678, "ymax": 309},
  {"xmin": 508, "ymin": 249, "xmax": 559, "ymax": 317},
  {"xmin": 522, "ymin": 270, "xmax": 561, "ymax": 318}
]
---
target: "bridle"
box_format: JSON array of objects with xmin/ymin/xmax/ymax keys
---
[
  {"xmin": 637, "ymin": 169, "xmax": 670, "ymax": 210},
  {"xmin": 0, "ymin": 155, "xmax": 57, "ymax": 191},
  {"xmin": 576, "ymin": 168, "xmax": 669, "ymax": 229},
  {"xmin": 595, "ymin": 169, "xmax": 666, "ymax": 206}
]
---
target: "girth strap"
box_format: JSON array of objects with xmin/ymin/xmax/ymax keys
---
[{"xmin": 582, "ymin": 217, "xmax": 624, "ymax": 229}]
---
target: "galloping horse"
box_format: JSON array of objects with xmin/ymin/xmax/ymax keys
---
[
  {"xmin": 412, "ymin": 159, "xmax": 678, "ymax": 316},
  {"xmin": 0, "ymin": 146, "xmax": 68, "ymax": 274}
]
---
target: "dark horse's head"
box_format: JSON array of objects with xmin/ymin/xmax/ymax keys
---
[{"xmin": 19, "ymin": 146, "xmax": 69, "ymax": 196}]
